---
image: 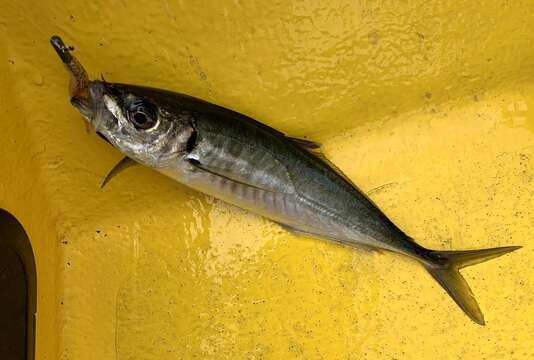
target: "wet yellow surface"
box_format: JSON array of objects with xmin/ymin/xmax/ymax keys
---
[{"xmin": 1, "ymin": 1, "xmax": 533, "ymax": 359}]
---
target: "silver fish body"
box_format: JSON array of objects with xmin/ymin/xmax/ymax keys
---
[
  {"xmin": 51, "ymin": 36, "xmax": 520, "ymax": 325},
  {"xmin": 153, "ymin": 89, "xmax": 418, "ymax": 256}
]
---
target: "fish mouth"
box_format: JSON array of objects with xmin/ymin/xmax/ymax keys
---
[
  {"xmin": 88, "ymin": 80, "xmax": 117, "ymax": 132},
  {"xmin": 51, "ymin": 35, "xmax": 99, "ymax": 130},
  {"xmin": 51, "ymin": 36, "xmax": 120, "ymax": 132}
]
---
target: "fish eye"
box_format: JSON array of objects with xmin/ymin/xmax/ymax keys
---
[{"xmin": 128, "ymin": 101, "xmax": 158, "ymax": 130}]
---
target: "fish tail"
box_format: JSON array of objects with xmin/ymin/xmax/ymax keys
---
[{"xmin": 423, "ymin": 245, "xmax": 521, "ymax": 325}]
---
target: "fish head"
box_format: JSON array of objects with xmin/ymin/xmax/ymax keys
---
[
  {"xmin": 51, "ymin": 36, "xmax": 194, "ymax": 168},
  {"xmin": 84, "ymin": 81, "xmax": 195, "ymax": 167}
]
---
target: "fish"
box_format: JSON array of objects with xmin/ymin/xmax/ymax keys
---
[{"xmin": 50, "ymin": 35, "xmax": 520, "ymax": 325}]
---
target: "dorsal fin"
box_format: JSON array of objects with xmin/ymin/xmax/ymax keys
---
[
  {"xmin": 288, "ymin": 137, "xmax": 321, "ymax": 149},
  {"xmin": 289, "ymin": 136, "xmax": 357, "ymax": 189},
  {"xmin": 288, "ymin": 134, "xmax": 399, "ymax": 225}
]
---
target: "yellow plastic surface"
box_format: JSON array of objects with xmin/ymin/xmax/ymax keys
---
[{"xmin": 1, "ymin": 1, "xmax": 533, "ymax": 359}]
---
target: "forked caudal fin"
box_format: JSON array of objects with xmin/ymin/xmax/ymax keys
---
[{"xmin": 424, "ymin": 246, "xmax": 521, "ymax": 325}]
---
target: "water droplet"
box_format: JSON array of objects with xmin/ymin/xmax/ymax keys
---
[{"xmin": 33, "ymin": 71, "xmax": 43, "ymax": 86}]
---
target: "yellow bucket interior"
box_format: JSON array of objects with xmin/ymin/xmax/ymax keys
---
[{"xmin": 1, "ymin": 1, "xmax": 533, "ymax": 359}]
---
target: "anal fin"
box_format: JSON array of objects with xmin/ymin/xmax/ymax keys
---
[{"xmin": 277, "ymin": 223, "xmax": 379, "ymax": 253}]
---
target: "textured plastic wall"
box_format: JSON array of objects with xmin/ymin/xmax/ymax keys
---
[{"xmin": 1, "ymin": 1, "xmax": 533, "ymax": 359}]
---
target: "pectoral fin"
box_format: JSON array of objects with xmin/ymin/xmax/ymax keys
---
[
  {"xmin": 101, "ymin": 157, "xmax": 138, "ymax": 189},
  {"xmin": 187, "ymin": 158, "xmax": 270, "ymax": 191}
]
